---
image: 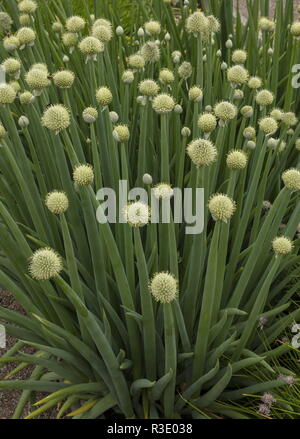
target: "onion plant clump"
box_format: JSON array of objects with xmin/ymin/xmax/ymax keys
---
[{"xmin": 0, "ymin": 0, "xmax": 300, "ymax": 419}]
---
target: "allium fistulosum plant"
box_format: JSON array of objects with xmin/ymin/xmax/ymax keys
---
[{"xmin": 0, "ymin": 0, "xmax": 300, "ymax": 419}]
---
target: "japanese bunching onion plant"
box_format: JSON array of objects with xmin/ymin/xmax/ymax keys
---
[{"xmin": 0, "ymin": 0, "xmax": 300, "ymax": 419}]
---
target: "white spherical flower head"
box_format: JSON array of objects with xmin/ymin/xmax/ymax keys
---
[
  {"xmin": 0, "ymin": 124, "xmax": 6, "ymax": 139},
  {"xmin": 198, "ymin": 113, "xmax": 217, "ymax": 133},
  {"xmin": 188, "ymin": 86, "xmax": 203, "ymax": 102},
  {"xmin": 17, "ymin": 27, "xmax": 36, "ymax": 46},
  {"xmin": 41, "ymin": 105, "xmax": 70, "ymax": 133},
  {"xmin": 45, "ymin": 191, "xmax": 69, "ymax": 214},
  {"xmin": 248, "ymin": 76, "xmax": 262, "ymax": 89},
  {"xmin": 291, "ymin": 21, "xmax": 300, "ymax": 38},
  {"xmin": 282, "ymin": 169, "xmax": 300, "ymax": 191},
  {"xmin": 25, "ymin": 68, "xmax": 50, "ymax": 91},
  {"xmin": 3, "ymin": 36, "xmax": 20, "ymax": 52},
  {"xmin": 159, "ymin": 68, "xmax": 175, "ymax": 85},
  {"xmin": 18, "ymin": 115, "xmax": 30, "ymax": 128},
  {"xmin": 93, "ymin": 18, "xmax": 112, "ymax": 29},
  {"xmin": 29, "ymin": 248, "xmax": 63, "ymax": 280},
  {"xmin": 19, "ymin": 91, "xmax": 34, "ymax": 105},
  {"xmin": 92, "ymin": 24, "xmax": 113, "ymax": 43},
  {"xmin": 113, "ymin": 124, "xmax": 130, "ymax": 143},
  {"xmin": 62, "ymin": 32, "xmax": 78, "ymax": 48},
  {"xmin": 79, "ymin": 36, "xmax": 104, "ymax": 55},
  {"xmin": 181, "ymin": 127, "xmax": 191, "ymax": 137},
  {"xmin": 259, "ymin": 117, "xmax": 278, "ymax": 135},
  {"xmin": 152, "ymin": 93, "xmax": 175, "ymax": 114},
  {"xmin": 109, "ymin": 111, "xmax": 119, "ymax": 123},
  {"xmin": 18, "ymin": 0, "xmax": 37, "ymax": 14},
  {"xmin": 187, "ymin": 138, "xmax": 217, "ymax": 167},
  {"xmin": 214, "ymin": 101, "xmax": 237, "ymax": 122},
  {"xmin": 0, "ymin": 12, "xmax": 12, "ymax": 32},
  {"xmin": 82, "ymin": 107, "xmax": 98, "ymax": 123},
  {"xmin": 270, "ymin": 108, "xmax": 283, "ymax": 121},
  {"xmin": 153, "ymin": 183, "xmax": 174, "ymax": 200},
  {"xmin": 73, "ymin": 164, "xmax": 94, "ymax": 186},
  {"xmin": 259, "ymin": 17, "xmax": 274, "ymax": 32},
  {"xmin": 139, "ymin": 79, "xmax": 160, "ymax": 97},
  {"xmin": 232, "ymin": 49, "xmax": 247, "ymax": 64},
  {"xmin": 272, "ymin": 237, "xmax": 293, "ymax": 256},
  {"xmin": 66, "ymin": 16, "xmax": 85, "ymax": 33},
  {"xmin": 96, "ymin": 86, "xmax": 113, "ymax": 106},
  {"xmin": 144, "ymin": 20, "xmax": 161, "ymax": 36},
  {"xmin": 128, "ymin": 54, "xmax": 145, "ymax": 71},
  {"xmin": 243, "ymin": 126, "xmax": 256, "ymax": 139},
  {"xmin": 209, "ymin": 194, "xmax": 236, "ymax": 222},
  {"xmin": 0, "ymin": 84, "xmax": 17, "ymax": 104},
  {"xmin": 227, "ymin": 65, "xmax": 249, "ymax": 85},
  {"xmin": 282, "ymin": 112, "xmax": 298, "ymax": 127},
  {"xmin": 2, "ymin": 58, "xmax": 21, "ymax": 76},
  {"xmin": 226, "ymin": 150, "xmax": 248, "ymax": 170},
  {"xmin": 186, "ymin": 11, "xmax": 210, "ymax": 35},
  {"xmin": 123, "ymin": 201, "xmax": 150, "ymax": 227},
  {"xmin": 141, "ymin": 41, "xmax": 160, "ymax": 63},
  {"xmin": 150, "ymin": 272, "xmax": 178, "ymax": 303},
  {"xmin": 53, "ymin": 70, "xmax": 75, "ymax": 89},
  {"xmin": 122, "ymin": 70, "xmax": 135, "ymax": 84},
  {"xmin": 295, "ymin": 139, "xmax": 300, "ymax": 151},
  {"xmin": 240, "ymin": 105, "xmax": 253, "ymax": 118},
  {"xmin": 256, "ymin": 89, "xmax": 274, "ymax": 107},
  {"xmin": 178, "ymin": 61, "xmax": 192, "ymax": 79}
]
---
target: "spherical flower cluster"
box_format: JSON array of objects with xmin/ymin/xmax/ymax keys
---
[
  {"xmin": 243, "ymin": 126, "xmax": 256, "ymax": 139},
  {"xmin": 0, "ymin": 124, "xmax": 6, "ymax": 139},
  {"xmin": 19, "ymin": 91, "xmax": 34, "ymax": 105},
  {"xmin": 291, "ymin": 21, "xmax": 300, "ymax": 38},
  {"xmin": 2, "ymin": 58, "xmax": 21, "ymax": 76},
  {"xmin": 296, "ymin": 139, "xmax": 300, "ymax": 151},
  {"xmin": 208, "ymin": 194, "xmax": 236, "ymax": 222},
  {"xmin": 159, "ymin": 68, "xmax": 175, "ymax": 85},
  {"xmin": 141, "ymin": 41, "xmax": 160, "ymax": 63},
  {"xmin": 186, "ymin": 11, "xmax": 209, "ymax": 35},
  {"xmin": 270, "ymin": 108, "xmax": 283, "ymax": 121},
  {"xmin": 45, "ymin": 191, "xmax": 69, "ymax": 214},
  {"xmin": 258, "ymin": 17, "xmax": 275, "ymax": 32},
  {"xmin": 113, "ymin": 124, "xmax": 130, "ymax": 142},
  {"xmin": 181, "ymin": 127, "xmax": 191, "ymax": 137},
  {"xmin": 256, "ymin": 89, "xmax": 274, "ymax": 107},
  {"xmin": 96, "ymin": 86, "xmax": 113, "ymax": 106},
  {"xmin": 18, "ymin": 0, "xmax": 37, "ymax": 14},
  {"xmin": 272, "ymin": 237, "xmax": 293, "ymax": 256},
  {"xmin": 31, "ymin": 63, "xmax": 48, "ymax": 73},
  {"xmin": 139, "ymin": 79, "xmax": 160, "ymax": 97},
  {"xmin": 282, "ymin": 169, "xmax": 300, "ymax": 191},
  {"xmin": 207, "ymin": 15, "xmax": 220, "ymax": 33},
  {"xmin": 149, "ymin": 272, "xmax": 178, "ymax": 303},
  {"xmin": 79, "ymin": 36, "xmax": 104, "ymax": 55},
  {"xmin": 19, "ymin": 13, "xmax": 30, "ymax": 26},
  {"xmin": 171, "ymin": 50, "xmax": 182, "ymax": 64},
  {"xmin": 152, "ymin": 93, "xmax": 175, "ymax": 114},
  {"xmin": 187, "ymin": 138, "xmax": 217, "ymax": 167},
  {"xmin": 3, "ymin": 35, "xmax": 20, "ymax": 52},
  {"xmin": 123, "ymin": 201, "xmax": 150, "ymax": 227},
  {"xmin": 198, "ymin": 113, "xmax": 217, "ymax": 133},
  {"xmin": 153, "ymin": 183, "xmax": 174, "ymax": 200},
  {"xmin": 82, "ymin": 107, "xmax": 98, "ymax": 123},
  {"xmin": 282, "ymin": 112, "xmax": 297, "ymax": 127},
  {"xmin": 0, "ymin": 12, "xmax": 12, "ymax": 32},
  {"xmin": 25, "ymin": 68, "xmax": 50, "ymax": 91},
  {"xmin": 227, "ymin": 65, "xmax": 249, "ymax": 85},
  {"xmin": 122, "ymin": 70, "xmax": 135, "ymax": 84},
  {"xmin": 92, "ymin": 24, "xmax": 113, "ymax": 43},
  {"xmin": 214, "ymin": 101, "xmax": 237, "ymax": 121},
  {"xmin": 73, "ymin": 164, "xmax": 94, "ymax": 186},
  {"xmin": 178, "ymin": 61, "xmax": 192, "ymax": 79},
  {"xmin": 62, "ymin": 32, "xmax": 78, "ymax": 48},
  {"xmin": 0, "ymin": 84, "xmax": 17, "ymax": 104},
  {"xmin": 66, "ymin": 16, "xmax": 85, "ymax": 33},
  {"xmin": 17, "ymin": 27, "xmax": 36, "ymax": 46},
  {"xmin": 52, "ymin": 21, "xmax": 63, "ymax": 33},
  {"xmin": 144, "ymin": 20, "xmax": 161, "ymax": 36},
  {"xmin": 29, "ymin": 248, "xmax": 62, "ymax": 280},
  {"xmin": 241, "ymin": 105, "xmax": 253, "ymax": 118},
  {"xmin": 188, "ymin": 86, "xmax": 203, "ymax": 102},
  {"xmin": 259, "ymin": 117, "xmax": 278, "ymax": 135},
  {"xmin": 248, "ymin": 76, "xmax": 262, "ymax": 89},
  {"xmin": 233, "ymin": 89, "xmax": 244, "ymax": 100},
  {"xmin": 41, "ymin": 105, "xmax": 70, "ymax": 132},
  {"xmin": 93, "ymin": 18, "xmax": 112, "ymax": 29},
  {"xmin": 128, "ymin": 54, "xmax": 145, "ymax": 71},
  {"xmin": 232, "ymin": 49, "xmax": 247, "ymax": 64},
  {"xmin": 226, "ymin": 150, "xmax": 248, "ymax": 170},
  {"xmin": 53, "ymin": 70, "xmax": 75, "ymax": 88}
]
